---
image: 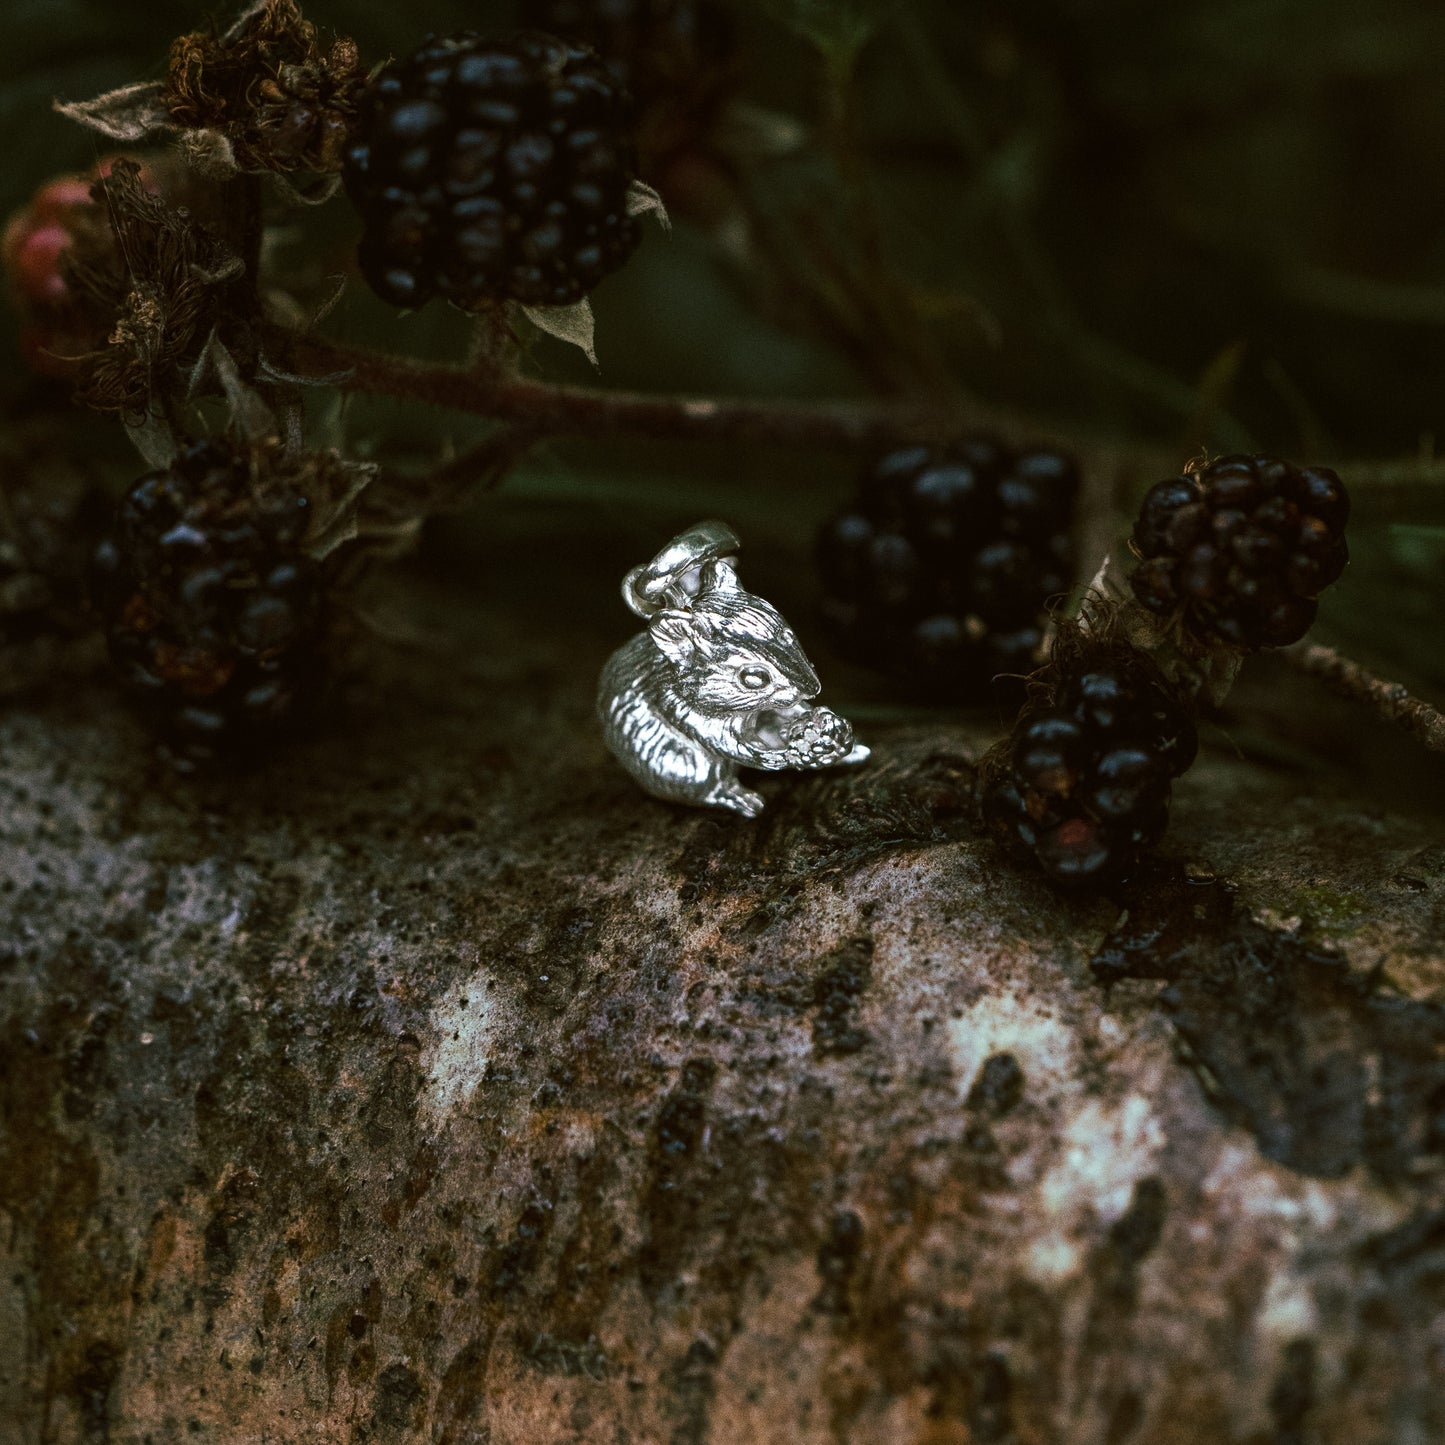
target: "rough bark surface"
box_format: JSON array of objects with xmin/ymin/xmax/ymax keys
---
[{"xmin": 1, "ymin": 520, "xmax": 1443, "ymax": 1445}]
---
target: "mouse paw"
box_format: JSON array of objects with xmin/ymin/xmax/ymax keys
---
[
  {"xmin": 777, "ymin": 707, "xmax": 857, "ymax": 767},
  {"xmin": 709, "ymin": 780, "xmax": 766, "ymax": 818}
]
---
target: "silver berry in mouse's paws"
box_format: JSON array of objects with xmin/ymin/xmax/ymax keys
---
[
  {"xmin": 598, "ymin": 520, "xmax": 869, "ymax": 816},
  {"xmin": 775, "ymin": 708, "xmax": 870, "ymax": 767}
]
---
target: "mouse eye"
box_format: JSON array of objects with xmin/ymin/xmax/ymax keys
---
[{"xmin": 739, "ymin": 667, "xmax": 771, "ymax": 690}]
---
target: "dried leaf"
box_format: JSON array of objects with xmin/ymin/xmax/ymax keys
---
[
  {"xmin": 53, "ymin": 82, "xmax": 174, "ymax": 142},
  {"xmin": 521, "ymin": 299, "xmax": 599, "ymax": 369},
  {"xmin": 626, "ymin": 180, "xmax": 672, "ymax": 231},
  {"xmin": 190, "ymin": 257, "xmax": 247, "ymax": 287},
  {"xmin": 351, "ymin": 514, "xmax": 425, "ymax": 565},
  {"xmin": 256, "ymin": 355, "xmax": 355, "ymax": 389},
  {"xmin": 222, "ymin": 0, "xmax": 275, "ymax": 42},
  {"xmin": 191, "ymin": 334, "xmax": 275, "ymax": 443},
  {"xmin": 123, "ymin": 412, "xmax": 181, "ymax": 470},
  {"xmin": 305, "ymin": 274, "xmax": 349, "ymax": 329},
  {"xmin": 179, "ymin": 128, "xmax": 240, "ymax": 179},
  {"xmin": 269, "ymin": 172, "xmax": 345, "ymax": 206},
  {"xmin": 304, "ymin": 461, "xmax": 379, "ymax": 561}
]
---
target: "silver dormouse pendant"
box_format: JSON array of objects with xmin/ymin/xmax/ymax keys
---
[{"xmin": 598, "ymin": 521, "xmax": 870, "ymax": 817}]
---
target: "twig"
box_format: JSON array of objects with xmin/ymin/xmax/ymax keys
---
[
  {"xmin": 265, "ymin": 324, "xmax": 1441, "ymax": 509},
  {"xmin": 1281, "ymin": 642, "xmax": 1445, "ymax": 755},
  {"xmin": 266, "ymin": 325, "xmax": 967, "ymax": 450}
]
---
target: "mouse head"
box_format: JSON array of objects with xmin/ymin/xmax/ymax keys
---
[{"xmin": 648, "ymin": 585, "xmax": 821, "ymax": 714}]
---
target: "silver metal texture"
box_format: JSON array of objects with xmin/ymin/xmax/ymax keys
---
[{"xmin": 598, "ymin": 521, "xmax": 871, "ymax": 817}]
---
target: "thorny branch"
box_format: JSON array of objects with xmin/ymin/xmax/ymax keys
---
[
  {"xmin": 1281, "ymin": 643, "xmax": 1445, "ymax": 756},
  {"xmin": 265, "ymin": 323, "xmax": 1443, "ymax": 503},
  {"xmin": 265, "ymin": 324, "xmax": 970, "ymax": 450}
]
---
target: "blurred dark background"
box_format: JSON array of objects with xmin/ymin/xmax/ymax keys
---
[
  {"xmin": 3, "ymin": 0, "xmax": 1443, "ymax": 789},
  {"xmin": 8, "ymin": 0, "xmax": 1445, "ymax": 442}
]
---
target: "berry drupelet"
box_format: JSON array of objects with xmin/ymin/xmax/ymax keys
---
[
  {"xmin": 90, "ymin": 440, "xmax": 324, "ymax": 765},
  {"xmin": 979, "ymin": 649, "xmax": 1198, "ymax": 885},
  {"xmin": 1130, "ymin": 454, "xmax": 1349, "ymax": 648},
  {"xmin": 816, "ymin": 440, "xmax": 1079, "ymax": 698},
  {"xmin": 342, "ymin": 30, "xmax": 642, "ymax": 310}
]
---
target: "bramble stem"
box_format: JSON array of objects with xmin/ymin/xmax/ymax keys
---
[
  {"xmin": 1281, "ymin": 642, "xmax": 1445, "ymax": 755},
  {"xmin": 265, "ymin": 325, "xmax": 1444, "ymax": 505},
  {"xmin": 265, "ymin": 325, "xmax": 970, "ymax": 450}
]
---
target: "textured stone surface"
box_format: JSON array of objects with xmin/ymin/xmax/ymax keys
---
[{"xmin": 1, "ymin": 507, "xmax": 1443, "ymax": 1445}]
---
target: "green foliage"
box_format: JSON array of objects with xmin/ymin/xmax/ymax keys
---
[{"xmin": 746, "ymin": 0, "xmax": 887, "ymax": 67}]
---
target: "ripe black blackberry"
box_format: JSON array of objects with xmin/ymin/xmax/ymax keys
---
[
  {"xmin": 1, "ymin": 464, "xmax": 111, "ymax": 644},
  {"xmin": 524, "ymin": 0, "xmax": 734, "ymax": 162},
  {"xmin": 815, "ymin": 440, "xmax": 1079, "ymax": 699},
  {"xmin": 1130, "ymin": 454, "xmax": 1349, "ymax": 648},
  {"xmin": 90, "ymin": 440, "xmax": 323, "ymax": 765},
  {"xmin": 342, "ymin": 31, "xmax": 642, "ymax": 311},
  {"xmin": 978, "ymin": 647, "xmax": 1197, "ymax": 885}
]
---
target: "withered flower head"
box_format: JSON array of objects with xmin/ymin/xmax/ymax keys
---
[
  {"xmin": 165, "ymin": 0, "xmax": 367, "ymax": 174},
  {"xmin": 60, "ymin": 159, "xmax": 252, "ymax": 418}
]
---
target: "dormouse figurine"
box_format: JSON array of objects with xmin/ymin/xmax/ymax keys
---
[{"xmin": 598, "ymin": 521, "xmax": 869, "ymax": 817}]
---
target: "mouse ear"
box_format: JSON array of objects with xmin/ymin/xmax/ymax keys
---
[
  {"xmin": 650, "ymin": 609, "xmax": 705, "ymax": 670},
  {"xmin": 700, "ymin": 557, "xmax": 742, "ymax": 594}
]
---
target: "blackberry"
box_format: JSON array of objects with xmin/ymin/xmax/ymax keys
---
[
  {"xmin": 816, "ymin": 440, "xmax": 1079, "ymax": 699},
  {"xmin": 0, "ymin": 463, "xmax": 111, "ymax": 643},
  {"xmin": 979, "ymin": 648, "xmax": 1198, "ymax": 885},
  {"xmin": 525, "ymin": 0, "xmax": 734, "ymax": 164},
  {"xmin": 90, "ymin": 440, "xmax": 324, "ymax": 765},
  {"xmin": 342, "ymin": 31, "xmax": 642, "ymax": 310},
  {"xmin": 1129, "ymin": 454, "xmax": 1349, "ymax": 648}
]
